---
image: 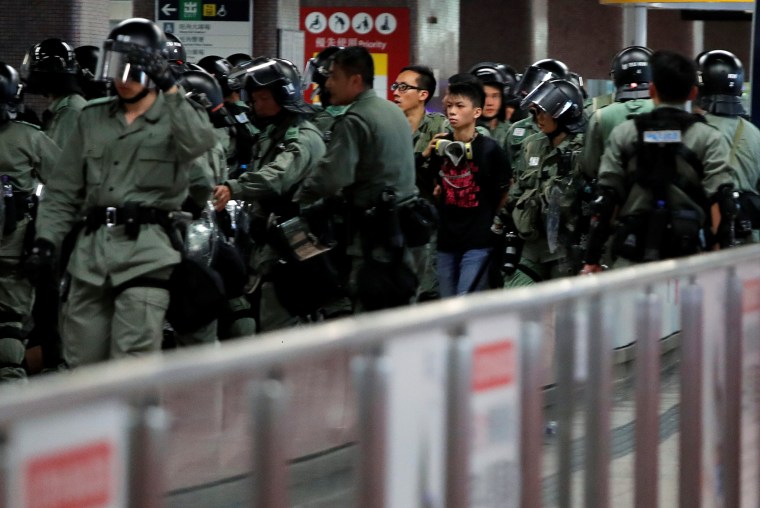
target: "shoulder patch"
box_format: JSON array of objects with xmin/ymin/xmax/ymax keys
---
[
  {"xmin": 513, "ymin": 127, "xmax": 525, "ymax": 137},
  {"xmin": 284, "ymin": 125, "xmax": 301, "ymax": 142}
]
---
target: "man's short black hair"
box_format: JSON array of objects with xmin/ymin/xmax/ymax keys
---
[
  {"xmin": 651, "ymin": 50, "xmax": 697, "ymax": 103},
  {"xmin": 400, "ymin": 64, "xmax": 436, "ymax": 104},
  {"xmin": 447, "ymin": 78, "xmax": 485, "ymax": 109},
  {"xmin": 332, "ymin": 46, "xmax": 373, "ymax": 88}
]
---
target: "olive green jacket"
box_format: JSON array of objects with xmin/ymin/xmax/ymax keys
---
[
  {"xmin": 36, "ymin": 89, "xmax": 216, "ymax": 286},
  {"xmin": 297, "ymin": 89, "xmax": 417, "ymax": 208},
  {"xmin": 598, "ymin": 104, "xmax": 735, "ymax": 224},
  {"xmin": 505, "ymin": 116, "xmax": 540, "ymax": 176},
  {"xmin": 0, "ymin": 121, "xmax": 61, "ymax": 255},
  {"xmin": 43, "ymin": 93, "xmax": 88, "ymax": 148},
  {"xmin": 582, "ymin": 99, "xmax": 654, "ymax": 179}
]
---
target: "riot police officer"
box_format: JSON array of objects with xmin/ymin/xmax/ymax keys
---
[
  {"xmin": 469, "ymin": 61, "xmax": 514, "ymax": 149},
  {"xmin": 212, "ymin": 57, "xmax": 326, "ymax": 331},
  {"xmin": 506, "ymin": 78, "xmax": 586, "ymax": 286},
  {"xmin": 27, "ymin": 18, "xmax": 216, "ymax": 368},
  {"xmin": 0, "ymin": 62, "xmax": 61, "ymax": 380},
  {"xmin": 21, "ymin": 38, "xmax": 87, "ymax": 147},
  {"xmin": 296, "ymin": 46, "xmax": 419, "ymax": 312},
  {"xmin": 505, "ymin": 58, "xmax": 570, "ymax": 175},
  {"xmin": 303, "ymin": 46, "xmax": 349, "ymax": 138},
  {"xmin": 75, "ymin": 45, "xmax": 109, "ymax": 100},
  {"xmin": 198, "ymin": 55, "xmax": 257, "ymax": 179},
  {"xmin": 581, "ymin": 50, "xmax": 736, "ymax": 274},
  {"xmin": 696, "ymin": 50, "xmax": 760, "ymax": 243},
  {"xmin": 583, "ymin": 46, "xmax": 654, "ymax": 180}
]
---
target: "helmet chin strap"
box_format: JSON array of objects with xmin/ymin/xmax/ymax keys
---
[
  {"xmin": 546, "ymin": 123, "xmax": 568, "ymax": 142},
  {"xmin": 118, "ymin": 88, "xmax": 150, "ymax": 104}
]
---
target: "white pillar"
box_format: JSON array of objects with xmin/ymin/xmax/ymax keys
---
[
  {"xmin": 530, "ymin": 0, "xmax": 549, "ymax": 62},
  {"xmin": 623, "ymin": 4, "xmax": 648, "ymax": 47}
]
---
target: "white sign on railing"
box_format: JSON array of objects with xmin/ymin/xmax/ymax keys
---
[
  {"xmin": 385, "ymin": 330, "xmax": 448, "ymax": 507},
  {"xmin": 4, "ymin": 400, "xmax": 133, "ymax": 508},
  {"xmin": 467, "ymin": 314, "xmax": 521, "ymax": 508}
]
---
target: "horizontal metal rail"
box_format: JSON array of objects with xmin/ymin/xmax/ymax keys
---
[{"xmin": 0, "ymin": 244, "xmax": 758, "ymax": 425}]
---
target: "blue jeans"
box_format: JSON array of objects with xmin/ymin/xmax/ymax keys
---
[{"xmin": 437, "ymin": 248, "xmax": 492, "ymax": 297}]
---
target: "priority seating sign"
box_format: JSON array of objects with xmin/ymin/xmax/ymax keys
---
[{"xmin": 5, "ymin": 401, "xmax": 132, "ymax": 508}]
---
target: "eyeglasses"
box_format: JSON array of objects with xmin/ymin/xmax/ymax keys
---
[{"xmin": 390, "ymin": 82, "xmax": 423, "ymax": 93}]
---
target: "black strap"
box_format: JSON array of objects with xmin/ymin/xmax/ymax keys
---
[
  {"xmin": 516, "ymin": 263, "xmax": 544, "ymax": 283},
  {"xmin": 0, "ymin": 325, "xmax": 23, "ymax": 340},
  {"xmin": 113, "ymin": 277, "xmax": 171, "ymax": 298},
  {"xmin": 0, "ymin": 310, "xmax": 23, "ymax": 323},
  {"xmin": 0, "ymin": 361, "xmax": 23, "ymax": 369}
]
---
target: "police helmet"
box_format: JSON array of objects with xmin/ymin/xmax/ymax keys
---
[
  {"xmin": 227, "ymin": 53, "xmax": 253, "ymax": 67},
  {"xmin": 75, "ymin": 45, "xmax": 109, "ymax": 99},
  {"xmin": 197, "ymin": 55, "xmax": 242, "ymax": 96},
  {"xmin": 567, "ymin": 72, "xmax": 588, "ymax": 100},
  {"xmin": 696, "ymin": 50, "xmax": 745, "ymax": 116},
  {"xmin": 302, "ymin": 46, "xmax": 342, "ymax": 102},
  {"xmin": 610, "ymin": 46, "xmax": 652, "ymax": 101},
  {"xmin": 233, "ymin": 57, "xmax": 314, "ymax": 114},
  {"xmin": 469, "ymin": 61, "xmax": 520, "ymax": 105},
  {"xmin": 178, "ymin": 69, "xmax": 233, "ymax": 128},
  {"xmin": 0, "ymin": 63, "xmax": 20, "ymax": 123},
  {"xmin": 96, "ymin": 18, "xmax": 167, "ymax": 87},
  {"xmin": 164, "ymin": 33, "xmax": 187, "ymax": 66},
  {"xmin": 521, "ymin": 78, "xmax": 585, "ymax": 133},
  {"xmin": 22, "ymin": 39, "xmax": 80, "ymax": 95},
  {"xmin": 514, "ymin": 58, "xmax": 569, "ymax": 104}
]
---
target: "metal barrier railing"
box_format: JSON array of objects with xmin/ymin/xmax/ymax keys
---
[{"xmin": 0, "ymin": 244, "xmax": 759, "ymax": 507}]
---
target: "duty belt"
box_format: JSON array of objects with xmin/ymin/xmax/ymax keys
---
[{"xmin": 84, "ymin": 205, "xmax": 171, "ymax": 235}]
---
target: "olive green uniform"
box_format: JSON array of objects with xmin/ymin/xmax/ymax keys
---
[
  {"xmin": 36, "ymin": 90, "xmax": 215, "ymax": 367},
  {"xmin": 597, "ymin": 104, "xmax": 735, "ymax": 267},
  {"xmin": 225, "ymin": 115, "xmax": 326, "ymax": 331},
  {"xmin": 505, "ymin": 131, "xmax": 585, "ymax": 287},
  {"xmin": 311, "ymin": 104, "xmax": 349, "ymax": 142},
  {"xmin": 703, "ymin": 113, "xmax": 760, "ymax": 243},
  {"xmin": 296, "ymin": 89, "xmax": 417, "ymax": 309},
  {"xmin": 505, "ymin": 116, "xmax": 540, "ymax": 176},
  {"xmin": 43, "ymin": 94, "xmax": 88, "ymax": 148},
  {"xmin": 482, "ymin": 119, "xmax": 511, "ymax": 153},
  {"xmin": 411, "ymin": 112, "xmax": 447, "ymax": 302},
  {"xmin": 582, "ymin": 99, "xmax": 654, "ymax": 180},
  {"xmin": 0, "ymin": 121, "xmax": 60, "ymax": 380}
]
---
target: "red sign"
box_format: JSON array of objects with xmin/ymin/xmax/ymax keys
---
[
  {"xmin": 301, "ymin": 7, "xmax": 410, "ymax": 101},
  {"xmin": 24, "ymin": 440, "xmax": 114, "ymax": 508},
  {"xmin": 472, "ymin": 341, "xmax": 516, "ymax": 392}
]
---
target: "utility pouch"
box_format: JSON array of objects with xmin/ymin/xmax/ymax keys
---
[
  {"xmin": 270, "ymin": 216, "xmax": 344, "ymax": 317},
  {"xmin": 512, "ymin": 188, "xmax": 542, "ymax": 241},
  {"xmin": 612, "ymin": 215, "xmax": 646, "ymax": 262},
  {"xmin": 668, "ymin": 209, "xmax": 702, "ymax": 257},
  {"xmin": 399, "ymin": 196, "xmax": 438, "ymax": 247},
  {"xmin": 737, "ymin": 191, "xmax": 760, "ymax": 231},
  {"xmin": 122, "ymin": 202, "xmax": 141, "ymax": 239},
  {"xmin": 642, "ymin": 206, "xmax": 669, "ymax": 262}
]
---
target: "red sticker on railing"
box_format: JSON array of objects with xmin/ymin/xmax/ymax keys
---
[{"xmin": 472, "ymin": 341, "xmax": 516, "ymax": 392}]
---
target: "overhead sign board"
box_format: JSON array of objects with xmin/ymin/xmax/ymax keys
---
[
  {"xmin": 600, "ymin": 0, "xmax": 753, "ymax": 9},
  {"xmin": 301, "ymin": 7, "xmax": 410, "ymax": 101},
  {"xmin": 156, "ymin": 0, "xmax": 252, "ymax": 62}
]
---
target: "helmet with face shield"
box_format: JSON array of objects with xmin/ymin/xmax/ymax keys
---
[
  {"xmin": 96, "ymin": 18, "xmax": 167, "ymax": 88},
  {"xmin": 231, "ymin": 57, "xmax": 314, "ymax": 114},
  {"xmin": 514, "ymin": 58, "xmax": 569, "ymax": 105},
  {"xmin": 302, "ymin": 46, "xmax": 343, "ymax": 104},
  {"xmin": 521, "ymin": 78, "xmax": 585, "ymax": 133}
]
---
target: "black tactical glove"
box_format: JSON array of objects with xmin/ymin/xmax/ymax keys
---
[
  {"xmin": 128, "ymin": 46, "xmax": 176, "ymax": 92},
  {"xmin": 24, "ymin": 239, "xmax": 56, "ymax": 286}
]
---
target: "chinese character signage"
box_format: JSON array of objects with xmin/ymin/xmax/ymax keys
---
[
  {"xmin": 157, "ymin": 1, "xmax": 252, "ymax": 61},
  {"xmin": 301, "ymin": 7, "xmax": 410, "ymax": 101}
]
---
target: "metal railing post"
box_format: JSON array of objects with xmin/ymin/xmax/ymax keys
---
[
  {"xmin": 634, "ymin": 289, "xmax": 662, "ymax": 508},
  {"xmin": 585, "ymin": 295, "xmax": 612, "ymax": 508},
  {"xmin": 129, "ymin": 405, "xmax": 169, "ymax": 508},
  {"xmin": 679, "ymin": 279, "xmax": 704, "ymax": 508},
  {"xmin": 446, "ymin": 333, "xmax": 472, "ymax": 508},
  {"xmin": 353, "ymin": 349, "xmax": 389, "ymax": 508},
  {"xmin": 555, "ymin": 301, "xmax": 576, "ymax": 508},
  {"xmin": 250, "ymin": 377, "xmax": 289, "ymax": 508},
  {"xmin": 521, "ymin": 317, "xmax": 544, "ymax": 508},
  {"xmin": 724, "ymin": 269, "xmax": 743, "ymax": 508}
]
